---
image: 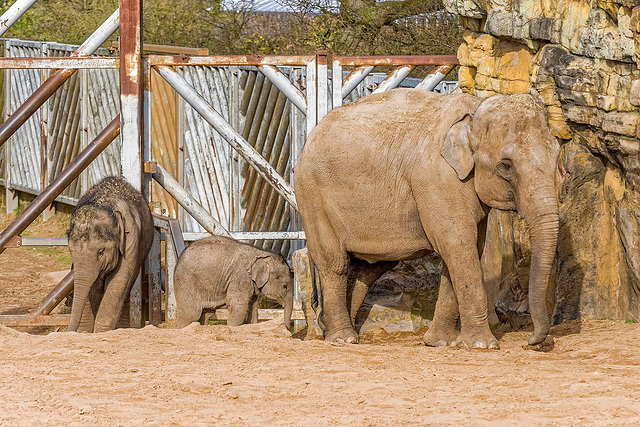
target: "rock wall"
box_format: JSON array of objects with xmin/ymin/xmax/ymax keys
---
[{"xmin": 446, "ymin": 0, "xmax": 640, "ymax": 324}]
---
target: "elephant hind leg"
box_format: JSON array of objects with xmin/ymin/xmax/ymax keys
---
[
  {"xmin": 177, "ymin": 301, "xmax": 203, "ymax": 328},
  {"xmin": 348, "ymin": 259, "xmax": 398, "ymax": 326},
  {"xmin": 305, "ymin": 226, "xmax": 354, "ymax": 343}
]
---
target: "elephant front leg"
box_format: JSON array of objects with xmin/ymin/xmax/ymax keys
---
[
  {"xmin": 440, "ymin": 243, "xmax": 499, "ymax": 349},
  {"xmin": 424, "ymin": 264, "xmax": 460, "ymax": 347},
  {"xmin": 227, "ymin": 299, "xmax": 252, "ymax": 327},
  {"xmin": 250, "ymin": 297, "xmax": 259, "ymax": 324},
  {"xmin": 94, "ymin": 264, "xmax": 140, "ymax": 332}
]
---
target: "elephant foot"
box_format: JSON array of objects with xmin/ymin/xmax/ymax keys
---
[
  {"xmin": 452, "ymin": 328, "xmax": 499, "ymax": 350},
  {"xmin": 423, "ymin": 323, "xmax": 459, "ymax": 347},
  {"xmin": 324, "ymin": 326, "xmax": 359, "ymax": 344}
]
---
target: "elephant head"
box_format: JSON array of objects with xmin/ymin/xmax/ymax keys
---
[
  {"xmin": 441, "ymin": 94, "xmax": 560, "ymax": 346},
  {"xmin": 250, "ymin": 254, "xmax": 294, "ymax": 329},
  {"xmin": 66, "ymin": 205, "xmax": 126, "ymax": 332}
]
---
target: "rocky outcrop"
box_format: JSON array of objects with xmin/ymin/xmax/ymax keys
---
[{"xmin": 448, "ymin": 0, "xmax": 640, "ymax": 324}]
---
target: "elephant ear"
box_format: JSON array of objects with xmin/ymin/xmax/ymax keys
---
[
  {"xmin": 249, "ymin": 256, "xmax": 271, "ymax": 290},
  {"xmin": 114, "ymin": 210, "xmax": 126, "ymax": 256},
  {"xmin": 441, "ymin": 113, "xmax": 474, "ymax": 180}
]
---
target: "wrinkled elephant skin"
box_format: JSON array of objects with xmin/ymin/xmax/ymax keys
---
[
  {"xmin": 66, "ymin": 176, "xmax": 154, "ymax": 333},
  {"xmin": 174, "ymin": 236, "xmax": 294, "ymax": 330},
  {"xmin": 295, "ymin": 89, "xmax": 559, "ymax": 348}
]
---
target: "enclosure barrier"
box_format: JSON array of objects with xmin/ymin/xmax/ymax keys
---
[
  {"xmin": 0, "ymin": 116, "xmax": 121, "ymax": 255},
  {"xmin": 0, "ymin": 0, "xmax": 460, "ymax": 329},
  {"xmin": 331, "ymin": 55, "xmax": 458, "ymax": 109}
]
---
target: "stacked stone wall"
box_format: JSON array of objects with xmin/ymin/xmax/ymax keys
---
[{"xmin": 444, "ymin": 0, "xmax": 640, "ymax": 324}]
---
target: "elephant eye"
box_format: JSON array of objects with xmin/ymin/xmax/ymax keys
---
[
  {"xmin": 97, "ymin": 248, "xmax": 105, "ymax": 257},
  {"xmin": 496, "ymin": 159, "xmax": 514, "ymax": 178}
]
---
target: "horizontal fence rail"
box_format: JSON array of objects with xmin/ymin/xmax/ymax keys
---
[{"xmin": 0, "ymin": 35, "xmax": 460, "ymax": 328}]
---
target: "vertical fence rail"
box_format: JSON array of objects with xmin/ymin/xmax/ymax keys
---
[{"xmin": 119, "ymin": 0, "xmax": 143, "ymax": 327}]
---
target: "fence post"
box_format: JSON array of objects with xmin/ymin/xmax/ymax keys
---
[
  {"xmin": 119, "ymin": 0, "xmax": 144, "ymax": 328},
  {"xmin": 229, "ymin": 66, "xmax": 241, "ymax": 232},
  {"xmin": 332, "ymin": 58, "xmax": 342, "ymax": 111},
  {"xmin": 4, "ymin": 40, "xmax": 17, "ymax": 215},
  {"xmin": 305, "ymin": 57, "xmax": 316, "ymax": 138},
  {"xmin": 80, "ymin": 57, "xmax": 90, "ymax": 196},
  {"xmin": 40, "ymin": 42, "xmax": 55, "ymax": 221},
  {"xmin": 316, "ymin": 51, "xmax": 328, "ymax": 123}
]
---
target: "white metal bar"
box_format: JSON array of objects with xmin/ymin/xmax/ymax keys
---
[
  {"xmin": 207, "ymin": 308, "xmax": 305, "ymax": 321},
  {"xmin": 332, "ymin": 59, "xmax": 343, "ymax": 110},
  {"xmin": 183, "ymin": 231, "xmax": 306, "ymax": 241},
  {"xmin": 80, "ymin": 67, "xmax": 89, "ymax": 194},
  {"xmin": 152, "ymin": 163, "xmax": 231, "ymax": 237},
  {"xmin": 415, "ymin": 65, "xmax": 455, "ymax": 91},
  {"xmin": 19, "ymin": 237, "xmax": 68, "ymax": 246},
  {"xmin": 372, "ymin": 65, "xmax": 415, "ymax": 94},
  {"xmin": 258, "ymin": 65, "xmax": 306, "ymax": 114},
  {"xmin": 341, "ymin": 65, "xmax": 374, "ymax": 99},
  {"xmin": 305, "ymin": 59, "xmax": 316, "ymax": 135},
  {"xmin": 165, "ymin": 223, "xmax": 177, "ymax": 321},
  {"xmin": 0, "ymin": 0, "xmax": 38, "ymax": 38},
  {"xmin": 0, "ymin": 57, "xmax": 119, "ymax": 69},
  {"xmin": 4, "ymin": 40, "xmax": 18, "ymax": 215},
  {"xmin": 316, "ymin": 56, "xmax": 328, "ymax": 122},
  {"xmin": 156, "ymin": 65, "xmax": 298, "ymax": 211},
  {"xmin": 148, "ymin": 55, "xmax": 315, "ymax": 67},
  {"xmin": 177, "ymin": 66, "xmax": 186, "ymax": 231},
  {"xmin": 40, "ymin": 42, "xmax": 54, "ymax": 221}
]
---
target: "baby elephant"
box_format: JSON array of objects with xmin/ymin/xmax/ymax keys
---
[
  {"xmin": 174, "ymin": 236, "xmax": 294, "ymax": 329},
  {"xmin": 66, "ymin": 176, "xmax": 153, "ymax": 333}
]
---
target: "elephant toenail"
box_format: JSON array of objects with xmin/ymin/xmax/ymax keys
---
[
  {"xmin": 346, "ymin": 336, "xmax": 356, "ymax": 344},
  {"xmin": 473, "ymin": 339, "xmax": 487, "ymax": 349},
  {"xmin": 457, "ymin": 341, "xmax": 470, "ymax": 349},
  {"xmin": 489, "ymin": 341, "xmax": 500, "ymax": 350},
  {"xmin": 435, "ymin": 340, "xmax": 447, "ymax": 347}
]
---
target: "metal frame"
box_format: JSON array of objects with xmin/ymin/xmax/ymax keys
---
[
  {"xmin": 0, "ymin": 0, "xmax": 460, "ymax": 329},
  {"xmin": 331, "ymin": 55, "xmax": 458, "ymax": 108}
]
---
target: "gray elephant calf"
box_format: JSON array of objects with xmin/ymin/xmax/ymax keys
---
[
  {"xmin": 66, "ymin": 176, "xmax": 153, "ymax": 333},
  {"xmin": 174, "ymin": 236, "xmax": 294, "ymax": 329}
]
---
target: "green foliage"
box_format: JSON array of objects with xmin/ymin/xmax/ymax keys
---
[
  {"xmin": 0, "ymin": 0, "xmax": 462, "ymax": 56},
  {"xmin": 0, "ymin": 0, "xmax": 119, "ymax": 44}
]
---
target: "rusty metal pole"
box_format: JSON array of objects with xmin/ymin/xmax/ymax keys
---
[
  {"xmin": 0, "ymin": 9, "xmax": 119, "ymax": 150},
  {"xmin": 0, "ymin": 116, "xmax": 121, "ymax": 255},
  {"xmin": 119, "ymin": 0, "xmax": 144, "ymax": 327},
  {"xmin": 31, "ymin": 270, "xmax": 74, "ymax": 316}
]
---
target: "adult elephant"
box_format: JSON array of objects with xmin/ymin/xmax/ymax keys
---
[
  {"xmin": 66, "ymin": 176, "xmax": 154, "ymax": 333},
  {"xmin": 295, "ymin": 89, "xmax": 559, "ymax": 349}
]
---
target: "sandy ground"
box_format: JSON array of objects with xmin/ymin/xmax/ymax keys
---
[{"xmin": 1, "ymin": 213, "xmax": 640, "ymax": 426}]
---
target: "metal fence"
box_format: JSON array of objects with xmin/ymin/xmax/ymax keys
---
[
  {"xmin": 0, "ymin": 39, "xmax": 122, "ymax": 204},
  {"xmin": 0, "ymin": 39, "xmax": 458, "ymax": 257}
]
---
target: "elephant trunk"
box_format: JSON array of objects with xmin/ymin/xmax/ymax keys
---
[
  {"xmin": 283, "ymin": 283, "xmax": 294, "ymax": 331},
  {"xmin": 66, "ymin": 267, "xmax": 98, "ymax": 332},
  {"xmin": 518, "ymin": 184, "xmax": 559, "ymax": 346}
]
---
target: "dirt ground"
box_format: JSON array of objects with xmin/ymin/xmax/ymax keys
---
[{"xmin": 1, "ymin": 212, "xmax": 640, "ymax": 426}]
